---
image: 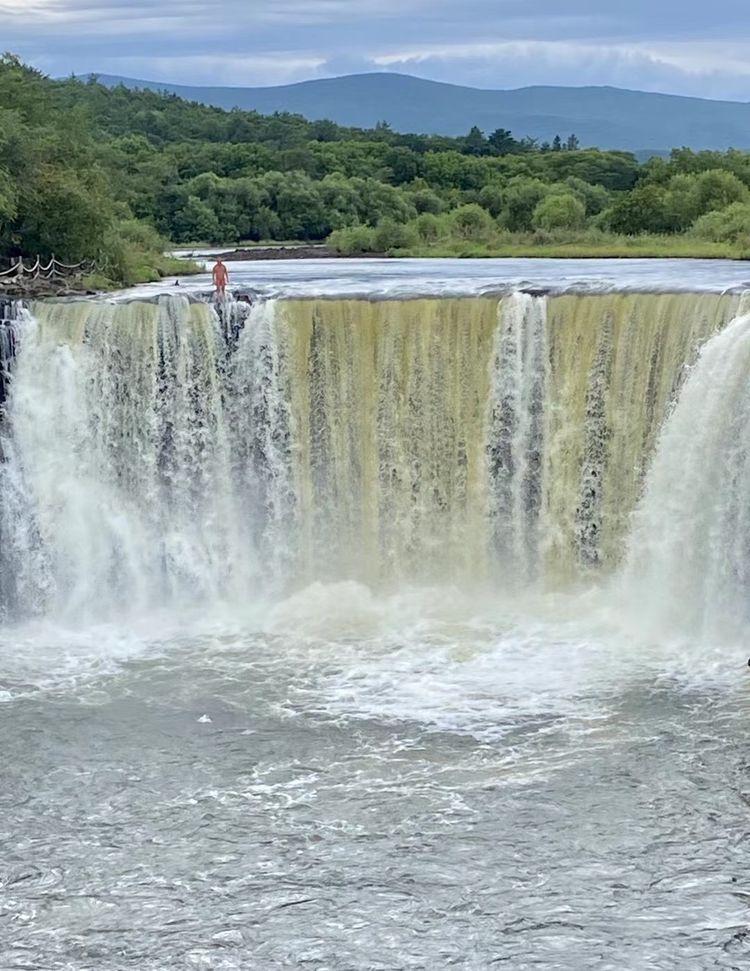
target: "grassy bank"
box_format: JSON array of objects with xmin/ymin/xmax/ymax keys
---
[
  {"xmin": 330, "ymin": 219, "xmax": 750, "ymax": 261},
  {"xmin": 396, "ymin": 237, "xmax": 750, "ymax": 260},
  {"xmin": 79, "ymin": 259, "xmax": 200, "ymax": 294}
]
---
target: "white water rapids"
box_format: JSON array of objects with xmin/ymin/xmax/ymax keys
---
[{"xmin": 2, "ymin": 279, "xmax": 750, "ymax": 970}]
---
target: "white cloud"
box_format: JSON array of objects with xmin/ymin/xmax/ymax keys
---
[
  {"xmin": 371, "ymin": 39, "xmax": 750, "ymax": 100},
  {"xmin": 0, "ymin": 0, "xmax": 60, "ymax": 20},
  {"xmin": 102, "ymin": 53, "xmax": 326, "ymax": 86},
  {"xmin": 6, "ymin": 0, "xmax": 750, "ymax": 99},
  {"xmin": 644, "ymin": 41, "xmax": 750, "ymax": 78}
]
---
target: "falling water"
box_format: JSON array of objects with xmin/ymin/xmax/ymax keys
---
[
  {"xmin": 0, "ymin": 298, "xmax": 18, "ymax": 407},
  {"xmin": 0, "ymin": 297, "xmax": 255, "ymax": 619},
  {"xmin": 486, "ymin": 292, "xmax": 548, "ymax": 584},
  {"xmin": 224, "ymin": 299, "xmax": 297, "ymax": 582},
  {"xmin": 277, "ymin": 297, "xmax": 499, "ymax": 584},
  {"xmin": 0, "ymin": 289, "xmax": 741, "ymax": 620},
  {"xmin": 623, "ymin": 304, "xmax": 750, "ymax": 641}
]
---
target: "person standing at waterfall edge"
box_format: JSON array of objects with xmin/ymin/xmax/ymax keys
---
[{"xmin": 212, "ymin": 258, "xmax": 229, "ymax": 298}]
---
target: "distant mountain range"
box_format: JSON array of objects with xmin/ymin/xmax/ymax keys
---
[{"xmin": 89, "ymin": 72, "xmax": 750, "ymax": 154}]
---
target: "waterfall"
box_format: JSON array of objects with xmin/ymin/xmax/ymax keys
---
[
  {"xmin": 0, "ymin": 298, "xmax": 19, "ymax": 408},
  {"xmin": 277, "ymin": 297, "xmax": 499, "ymax": 584},
  {"xmin": 0, "ymin": 289, "xmax": 742, "ymax": 622},
  {"xmin": 622, "ymin": 308, "xmax": 750, "ymax": 641},
  {"xmin": 0, "ymin": 297, "xmax": 258, "ymax": 620},
  {"xmin": 487, "ymin": 292, "xmax": 548, "ymax": 584},
  {"xmin": 543, "ymin": 292, "xmax": 736, "ymax": 577},
  {"xmin": 225, "ymin": 299, "xmax": 297, "ymax": 582}
]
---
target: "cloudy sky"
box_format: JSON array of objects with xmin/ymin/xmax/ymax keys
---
[{"xmin": 4, "ymin": 0, "xmax": 750, "ymax": 100}]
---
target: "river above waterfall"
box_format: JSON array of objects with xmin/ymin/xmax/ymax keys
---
[
  {"xmin": 2, "ymin": 266, "xmax": 750, "ymax": 969},
  {"xmin": 130, "ymin": 255, "xmax": 750, "ymax": 300}
]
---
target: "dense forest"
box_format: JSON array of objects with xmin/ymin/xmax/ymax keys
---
[{"xmin": 3, "ymin": 54, "xmax": 750, "ymax": 284}]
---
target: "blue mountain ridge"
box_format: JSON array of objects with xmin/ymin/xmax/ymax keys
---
[{"xmin": 88, "ymin": 71, "xmax": 750, "ymax": 153}]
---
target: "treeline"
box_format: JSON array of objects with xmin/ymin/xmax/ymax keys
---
[
  {"xmin": 3, "ymin": 54, "xmax": 750, "ymax": 281},
  {"xmin": 60, "ymin": 69, "xmax": 639, "ymax": 246},
  {"xmin": 0, "ymin": 55, "xmax": 184, "ymax": 284},
  {"xmin": 330, "ymin": 157, "xmax": 750, "ymax": 256}
]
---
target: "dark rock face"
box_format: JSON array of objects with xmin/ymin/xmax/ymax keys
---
[{"xmin": 0, "ymin": 300, "xmax": 19, "ymax": 409}]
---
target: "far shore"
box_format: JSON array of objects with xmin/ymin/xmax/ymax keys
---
[
  {"xmin": 209, "ymin": 245, "xmax": 386, "ymax": 261},
  {"xmin": 185, "ymin": 240, "xmax": 750, "ymax": 263}
]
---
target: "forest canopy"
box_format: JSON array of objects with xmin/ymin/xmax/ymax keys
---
[{"xmin": 2, "ymin": 54, "xmax": 750, "ymax": 282}]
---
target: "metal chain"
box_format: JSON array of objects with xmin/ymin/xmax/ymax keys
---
[{"xmin": 0, "ymin": 255, "xmax": 99, "ymax": 281}]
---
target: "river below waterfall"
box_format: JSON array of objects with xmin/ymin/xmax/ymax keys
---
[{"xmin": 2, "ymin": 260, "xmax": 750, "ymax": 970}]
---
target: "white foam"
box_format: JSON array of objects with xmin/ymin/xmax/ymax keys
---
[{"xmin": 261, "ymin": 580, "xmax": 746, "ymax": 744}]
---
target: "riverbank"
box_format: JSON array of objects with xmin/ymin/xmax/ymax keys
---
[
  {"xmin": 396, "ymin": 238, "xmax": 750, "ymax": 260},
  {"xmin": 330, "ymin": 229, "xmax": 750, "ymax": 261},
  {"xmin": 192, "ymin": 237, "xmax": 750, "ymax": 263},
  {"xmin": 0, "ymin": 257, "xmax": 203, "ymax": 299},
  {"xmin": 211, "ymin": 244, "xmax": 386, "ymax": 261}
]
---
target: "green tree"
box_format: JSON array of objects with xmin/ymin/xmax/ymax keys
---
[
  {"xmin": 477, "ymin": 183, "xmax": 506, "ymax": 217},
  {"xmin": 693, "ymin": 169, "xmax": 749, "ymax": 214},
  {"xmin": 422, "ymin": 151, "xmax": 486, "ymax": 190},
  {"xmin": 691, "ymin": 202, "xmax": 750, "ymax": 242},
  {"xmin": 372, "ymin": 218, "xmax": 418, "ymax": 252},
  {"xmin": 20, "ymin": 166, "xmax": 115, "ymax": 260},
  {"xmin": 532, "ymin": 192, "xmax": 586, "ymax": 230},
  {"xmin": 0, "ymin": 168, "xmax": 17, "ymax": 231},
  {"xmin": 661, "ymin": 174, "xmax": 702, "ymax": 232},
  {"xmin": 606, "ymin": 183, "xmax": 672, "ymax": 234},
  {"xmin": 171, "ymin": 195, "xmax": 221, "ymax": 242},
  {"xmin": 449, "ymin": 203, "xmax": 496, "ymax": 240},
  {"xmin": 413, "ymin": 212, "xmax": 445, "ymax": 243},
  {"xmin": 309, "ymin": 119, "xmax": 341, "ymax": 142},
  {"xmin": 500, "ymin": 177, "xmax": 550, "ymax": 231},
  {"xmin": 385, "ymin": 147, "xmax": 422, "ymax": 184},
  {"xmin": 409, "ymin": 187, "xmax": 445, "ymax": 214},
  {"xmin": 563, "ymin": 176, "xmax": 611, "ymax": 215},
  {"xmin": 488, "ymin": 128, "xmax": 517, "ymax": 155},
  {"xmin": 463, "ymin": 126, "xmax": 488, "ymax": 156},
  {"xmin": 328, "ymin": 224, "xmax": 377, "ymax": 254}
]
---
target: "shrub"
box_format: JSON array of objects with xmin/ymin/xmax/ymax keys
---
[
  {"xmin": 693, "ymin": 169, "xmax": 749, "ymax": 214},
  {"xmin": 564, "ymin": 176, "xmax": 611, "ymax": 215},
  {"xmin": 372, "ymin": 218, "xmax": 418, "ymax": 252},
  {"xmin": 605, "ymin": 184, "xmax": 672, "ymax": 234},
  {"xmin": 413, "ymin": 212, "xmax": 445, "ymax": 243},
  {"xmin": 691, "ymin": 202, "xmax": 750, "ymax": 242},
  {"xmin": 328, "ymin": 224, "xmax": 377, "ymax": 255},
  {"xmin": 100, "ymin": 218, "xmax": 177, "ymax": 286},
  {"xmin": 500, "ymin": 177, "xmax": 549, "ymax": 231},
  {"xmin": 477, "ymin": 183, "xmax": 505, "ymax": 217},
  {"xmin": 448, "ymin": 203, "xmax": 496, "ymax": 240},
  {"xmin": 532, "ymin": 193, "xmax": 586, "ymax": 231}
]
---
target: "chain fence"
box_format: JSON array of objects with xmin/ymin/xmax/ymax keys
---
[{"xmin": 0, "ymin": 255, "xmax": 100, "ymax": 285}]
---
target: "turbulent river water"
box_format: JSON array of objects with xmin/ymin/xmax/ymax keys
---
[{"xmin": 2, "ymin": 260, "xmax": 750, "ymax": 970}]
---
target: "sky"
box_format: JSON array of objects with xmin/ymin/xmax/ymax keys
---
[{"xmin": 3, "ymin": 0, "xmax": 750, "ymax": 100}]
